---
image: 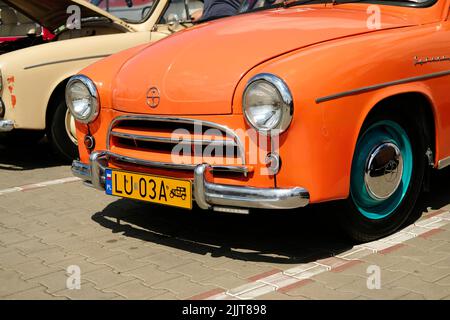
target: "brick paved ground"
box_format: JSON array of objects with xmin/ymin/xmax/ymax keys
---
[{"xmin": 0, "ymin": 141, "xmax": 449, "ymax": 299}]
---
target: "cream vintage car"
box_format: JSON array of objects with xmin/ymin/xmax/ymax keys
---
[{"xmin": 0, "ymin": 0, "xmax": 202, "ymax": 159}]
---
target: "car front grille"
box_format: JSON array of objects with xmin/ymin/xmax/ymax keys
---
[{"xmin": 107, "ymin": 115, "xmax": 247, "ymax": 169}]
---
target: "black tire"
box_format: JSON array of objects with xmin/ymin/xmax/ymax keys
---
[
  {"xmin": 47, "ymin": 100, "xmax": 79, "ymax": 161},
  {"xmin": 339, "ymin": 108, "xmax": 426, "ymax": 243}
]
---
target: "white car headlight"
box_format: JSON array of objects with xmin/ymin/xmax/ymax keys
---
[
  {"xmin": 243, "ymin": 73, "xmax": 293, "ymax": 135},
  {"xmin": 65, "ymin": 75, "xmax": 99, "ymax": 124}
]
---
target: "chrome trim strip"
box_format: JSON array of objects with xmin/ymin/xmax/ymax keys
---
[
  {"xmin": 72, "ymin": 159, "xmax": 310, "ymax": 210},
  {"xmin": 72, "ymin": 161, "xmax": 91, "ymax": 181},
  {"xmin": 437, "ymin": 156, "xmax": 450, "ymax": 170},
  {"xmin": 107, "ymin": 115, "xmax": 246, "ymax": 165},
  {"xmin": 110, "ymin": 130, "xmax": 238, "ymax": 147},
  {"xmin": 0, "ymin": 120, "xmax": 14, "ymax": 132},
  {"xmin": 316, "ymin": 70, "xmax": 450, "ymax": 103},
  {"xmin": 24, "ymin": 55, "xmax": 111, "ymax": 70}
]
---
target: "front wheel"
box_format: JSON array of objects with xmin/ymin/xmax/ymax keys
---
[
  {"xmin": 47, "ymin": 100, "xmax": 79, "ymax": 161},
  {"xmin": 340, "ymin": 114, "xmax": 426, "ymax": 242}
]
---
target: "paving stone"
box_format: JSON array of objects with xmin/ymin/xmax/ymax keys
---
[
  {"xmin": 83, "ymin": 267, "xmax": 135, "ymax": 290},
  {"xmin": 0, "ymin": 231, "xmax": 30, "ymax": 245},
  {"xmin": 388, "ymin": 260, "xmax": 450, "ymax": 283},
  {"xmin": 166, "ymin": 262, "xmax": 226, "ymax": 282},
  {"xmin": 149, "ymin": 291, "xmax": 179, "ymax": 300},
  {"xmin": 54, "ymin": 281, "xmax": 119, "ymax": 300},
  {"xmin": 388, "ymin": 274, "xmax": 450, "ymax": 299},
  {"xmin": 0, "ymin": 269, "xmax": 41, "ymax": 297},
  {"xmin": 137, "ymin": 252, "xmax": 195, "ymax": 271},
  {"xmin": 402, "ymin": 236, "xmax": 446, "ymax": 251},
  {"xmin": 435, "ymin": 275, "xmax": 450, "ymax": 286},
  {"xmin": 26, "ymin": 247, "xmax": 76, "ymax": 265},
  {"xmin": 28, "ymin": 270, "xmax": 85, "ymax": 294},
  {"xmin": 49, "ymin": 256, "xmax": 106, "ymax": 274},
  {"xmin": 360, "ymin": 253, "xmax": 407, "ymax": 268},
  {"xmin": 11, "ymin": 260, "xmax": 61, "ymax": 280},
  {"xmin": 11, "ymin": 238, "xmax": 52, "ymax": 255},
  {"xmin": 90, "ymin": 254, "xmax": 150, "ymax": 273},
  {"xmin": 386, "ymin": 245, "xmax": 448, "ymax": 265},
  {"xmin": 152, "ymin": 276, "xmax": 217, "ymax": 299},
  {"xmin": 284, "ymin": 280, "xmax": 359, "ymax": 300},
  {"xmin": 256, "ymin": 291, "xmax": 309, "ymax": 300},
  {"xmin": 338, "ymin": 279, "xmax": 411, "ymax": 300},
  {"xmin": 4, "ymin": 286, "xmax": 66, "ymax": 300},
  {"xmin": 399, "ymin": 292, "xmax": 426, "ymax": 300},
  {"xmin": 123, "ymin": 264, "xmax": 180, "ymax": 286},
  {"xmin": 313, "ymin": 271, "xmax": 365, "ymax": 290},
  {"xmin": 200, "ymin": 272, "xmax": 249, "ymax": 290},
  {"xmin": 77, "ymin": 243, "xmax": 122, "ymax": 261},
  {"xmin": 110, "ymin": 244, "xmax": 164, "ymax": 259},
  {"xmin": 103, "ymin": 279, "xmax": 168, "ymax": 300},
  {"xmin": 0, "ymin": 250, "xmax": 32, "ymax": 268},
  {"xmin": 430, "ymin": 242, "xmax": 450, "ymax": 255}
]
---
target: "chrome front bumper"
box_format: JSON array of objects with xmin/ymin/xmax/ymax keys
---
[
  {"xmin": 72, "ymin": 151, "xmax": 310, "ymax": 212},
  {"xmin": 0, "ymin": 120, "xmax": 14, "ymax": 132}
]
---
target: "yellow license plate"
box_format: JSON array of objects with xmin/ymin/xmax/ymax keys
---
[{"xmin": 105, "ymin": 169, "xmax": 192, "ymax": 209}]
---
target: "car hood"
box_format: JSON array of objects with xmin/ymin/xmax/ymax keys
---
[
  {"xmin": 112, "ymin": 5, "xmax": 414, "ymax": 115},
  {"xmin": 2, "ymin": 0, "xmax": 132, "ymax": 32}
]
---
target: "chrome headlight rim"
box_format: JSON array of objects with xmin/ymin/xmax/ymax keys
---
[
  {"xmin": 243, "ymin": 73, "xmax": 294, "ymax": 136},
  {"xmin": 65, "ymin": 75, "xmax": 99, "ymax": 124}
]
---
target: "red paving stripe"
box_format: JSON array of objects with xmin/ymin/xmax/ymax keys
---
[
  {"xmin": 247, "ymin": 269, "xmax": 282, "ymax": 282},
  {"xmin": 278, "ymin": 279, "xmax": 314, "ymax": 294},
  {"xmin": 331, "ymin": 259, "xmax": 364, "ymax": 273},
  {"xmin": 425, "ymin": 210, "xmax": 448, "ymax": 218},
  {"xmin": 188, "ymin": 288, "xmax": 225, "ymax": 300},
  {"xmin": 378, "ymin": 243, "xmax": 406, "ymax": 255},
  {"xmin": 419, "ymin": 228, "xmax": 445, "ymax": 239}
]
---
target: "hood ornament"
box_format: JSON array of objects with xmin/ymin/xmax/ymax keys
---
[{"xmin": 146, "ymin": 87, "xmax": 160, "ymax": 108}]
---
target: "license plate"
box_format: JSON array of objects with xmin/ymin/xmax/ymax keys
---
[{"xmin": 105, "ymin": 169, "xmax": 192, "ymax": 209}]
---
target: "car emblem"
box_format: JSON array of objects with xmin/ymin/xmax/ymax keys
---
[{"xmin": 146, "ymin": 87, "xmax": 160, "ymax": 108}]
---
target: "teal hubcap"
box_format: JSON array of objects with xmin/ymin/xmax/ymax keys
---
[{"xmin": 351, "ymin": 120, "xmax": 413, "ymax": 220}]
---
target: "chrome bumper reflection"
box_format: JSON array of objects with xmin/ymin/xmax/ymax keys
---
[
  {"xmin": 0, "ymin": 120, "xmax": 14, "ymax": 132},
  {"xmin": 72, "ymin": 151, "xmax": 310, "ymax": 211}
]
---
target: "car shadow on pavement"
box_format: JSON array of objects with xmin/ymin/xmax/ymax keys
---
[
  {"xmin": 92, "ymin": 200, "xmax": 354, "ymax": 265},
  {"xmin": 0, "ymin": 137, "xmax": 68, "ymax": 171},
  {"xmin": 92, "ymin": 167, "xmax": 450, "ymax": 264}
]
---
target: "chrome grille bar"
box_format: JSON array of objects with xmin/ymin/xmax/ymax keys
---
[{"xmin": 107, "ymin": 115, "xmax": 246, "ymax": 165}]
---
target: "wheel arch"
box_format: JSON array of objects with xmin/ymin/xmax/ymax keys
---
[
  {"xmin": 358, "ymin": 90, "xmax": 437, "ymax": 167},
  {"xmin": 45, "ymin": 78, "xmax": 71, "ymax": 131}
]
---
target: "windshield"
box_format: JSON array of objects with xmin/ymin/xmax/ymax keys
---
[
  {"xmin": 90, "ymin": 0, "xmax": 157, "ymax": 23},
  {"xmin": 239, "ymin": 0, "xmax": 436, "ymax": 13}
]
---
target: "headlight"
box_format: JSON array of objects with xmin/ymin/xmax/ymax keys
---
[
  {"xmin": 65, "ymin": 75, "xmax": 99, "ymax": 124},
  {"xmin": 243, "ymin": 73, "xmax": 293, "ymax": 135}
]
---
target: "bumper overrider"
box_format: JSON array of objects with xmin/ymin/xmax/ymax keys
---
[
  {"xmin": 72, "ymin": 151, "xmax": 310, "ymax": 211},
  {"xmin": 0, "ymin": 120, "xmax": 14, "ymax": 132}
]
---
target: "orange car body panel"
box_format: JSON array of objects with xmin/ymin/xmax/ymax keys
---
[{"xmin": 77, "ymin": 1, "xmax": 450, "ymax": 204}]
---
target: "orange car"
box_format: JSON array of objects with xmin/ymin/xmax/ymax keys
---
[{"xmin": 68, "ymin": 0, "xmax": 450, "ymax": 242}]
